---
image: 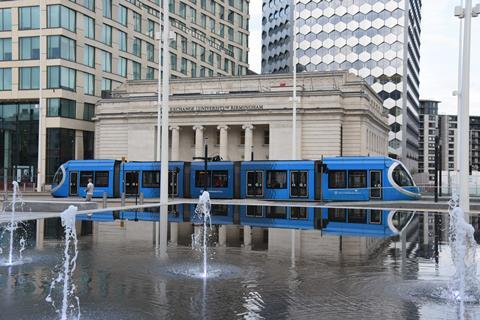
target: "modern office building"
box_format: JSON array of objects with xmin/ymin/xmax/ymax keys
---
[
  {"xmin": 438, "ymin": 114, "xmax": 480, "ymax": 172},
  {"xmin": 0, "ymin": 0, "xmax": 249, "ymax": 189},
  {"xmin": 418, "ymin": 100, "xmax": 439, "ymax": 181},
  {"xmin": 262, "ymin": 0, "xmax": 422, "ymax": 170},
  {"xmin": 94, "ymin": 71, "xmax": 388, "ymax": 162}
]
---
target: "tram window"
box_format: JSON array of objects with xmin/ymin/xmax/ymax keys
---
[
  {"xmin": 266, "ymin": 170, "xmax": 287, "ymax": 189},
  {"xmin": 328, "ymin": 208, "xmax": 346, "ymax": 222},
  {"xmin": 80, "ymin": 171, "xmax": 94, "ymax": 187},
  {"xmin": 211, "ymin": 170, "xmax": 228, "ymax": 188},
  {"xmin": 246, "ymin": 206, "xmax": 263, "ymax": 217},
  {"xmin": 291, "ymin": 207, "xmax": 307, "ymax": 219},
  {"xmin": 370, "ymin": 210, "xmax": 382, "ymax": 224},
  {"xmin": 211, "ymin": 204, "xmax": 228, "ymax": 216},
  {"xmin": 265, "ymin": 206, "xmax": 287, "ymax": 219},
  {"xmin": 195, "ymin": 171, "xmax": 211, "ymax": 188},
  {"xmin": 348, "ymin": 209, "xmax": 367, "ymax": 223},
  {"xmin": 143, "ymin": 171, "xmax": 160, "ymax": 188},
  {"xmin": 53, "ymin": 167, "xmax": 63, "ymax": 185},
  {"xmin": 94, "ymin": 171, "xmax": 109, "ymax": 187},
  {"xmin": 392, "ymin": 165, "xmax": 414, "ymax": 186},
  {"xmin": 328, "ymin": 170, "xmax": 346, "ymax": 189},
  {"xmin": 348, "ymin": 170, "xmax": 367, "ymax": 188}
]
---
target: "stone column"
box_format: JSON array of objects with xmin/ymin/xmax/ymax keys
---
[
  {"xmin": 170, "ymin": 222, "xmax": 178, "ymax": 246},
  {"xmin": 218, "ymin": 225, "xmax": 227, "ymax": 247},
  {"xmin": 193, "ymin": 125, "xmax": 204, "ymax": 159},
  {"xmin": 36, "ymin": 218, "xmax": 45, "ymax": 249},
  {"xmin": 217, "ymin": 125, "xmax": 229, "ymax": 160},
  {"xmin": 75, "ymin": 130, "xmax": 84, "ymax": 160},
  {"xmin": 242, "ymin": 124, "xmax": 254, "ymax": 161},
  {"xmin": 170, "ymin": 126, "xmax": 180, "ymax": 161},
  {"xmin": 244, "ymin": 225, "xmax": 252, "ymax": 249}
]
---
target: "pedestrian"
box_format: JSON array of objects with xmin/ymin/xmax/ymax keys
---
[{"xmin": 85, "ymin": 178, "xmax": 94, "ymax": 201}]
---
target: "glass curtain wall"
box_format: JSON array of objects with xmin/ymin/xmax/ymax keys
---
[
  {"xmin": 0, "ymin": 102, "xmax": 39, "ymax": 184},
  {"xmin": 46, "ymin": 128, "xmax": 75, "ymax": 183}
]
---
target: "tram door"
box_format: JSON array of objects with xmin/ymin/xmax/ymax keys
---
[
  {"xmin": 69, "ymin": 172, "xmax": 78, "ymax": 196},
  {"xmin": 125, "ymin": 171, "xmax": 139, "ymax": 195},
  {"xmin": 168, "ymin": 170, "xmax": 178, "ymax": 196},
  {"xmin": 290, "ymin": 171, "xmax": 308, "ymax": 197},
  {"xmin": 370, "ymin": 171, "xmax": 382, "ymax": 199},
  {"xmin": 246, "ymin": 171, "xmax": 263, "ymax": 197}
]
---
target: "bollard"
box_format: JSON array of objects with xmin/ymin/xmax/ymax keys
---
[
  {"xmin": 139, "ymin": 192, "xmax": 144, "ymax": 205},
  {"xmin": 121, "ymin": 192, "xmax": 126, "ymax": 207},
  {"xmin": 102, "ymin": 192, "xmax": 108, "ymax": 208},
  {"xmin": 23, "ymin": 183, "xmax": 26, "ymax": 192}
]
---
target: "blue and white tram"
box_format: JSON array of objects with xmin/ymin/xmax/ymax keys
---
[{"xmin": 51, "ymin": 156, "xmax": 420, "ymax": 201}]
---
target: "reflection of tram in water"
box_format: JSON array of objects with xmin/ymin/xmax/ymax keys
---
[
  {"xmin": 52, "ymin": 156, "xmax": 420, "ymax": 201},
  {"xmin": 77, "ymin": 205, "xmax": 415, "ymax": 237}
]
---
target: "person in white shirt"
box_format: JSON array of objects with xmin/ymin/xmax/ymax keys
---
[{"xmin": 85, "ymin": 178, "xmax": 94, "ymax": 201}]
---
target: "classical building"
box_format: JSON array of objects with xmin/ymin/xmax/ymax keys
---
[
  {"xmin": 0, "ymin": 0, "xmax": 249, "ymax": 189},
  {"xmin": 94, "ymin": 71, "xmax": 388, "ymax": 162},
  {"xmin": 261, "ymin": 0, "xmax": 422, "ymax": 169},
  {"xmin": 418, "ymin": 99, "xmax": 439, "ymax": 180}
]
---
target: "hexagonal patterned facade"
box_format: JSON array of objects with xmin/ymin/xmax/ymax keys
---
[{"xmin": 262, "ymin": 0, "xmax": 422, "ymax": 170}]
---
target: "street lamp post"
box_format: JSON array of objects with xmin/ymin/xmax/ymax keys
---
[
  {"xmin": 291, "ymin": 0, "xmax": 297, "ymax": 161},
  {"xmin": 158, "ymin": 0, "xmax": 171, "ymax": 257},
  {"xmin": 36, "ymin": 35, "xmax": 43, "ymax": 192},
  {"xmin": 455, "ymin": 0, "xmax": 479, "ymax": 217}
]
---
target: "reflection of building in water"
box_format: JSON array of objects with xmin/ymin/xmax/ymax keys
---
[
  {"xmin": 95, "ymin": 72, "xmax": 387, "ymax": 162},
  {"xmin": 268, "ymin": 228, "xmax": 385, "ymax": 260}
]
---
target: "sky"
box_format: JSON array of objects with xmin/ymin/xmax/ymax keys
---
[{"xmin": 248, "ymin": 0, "xmax": 480, "ymax": 116}]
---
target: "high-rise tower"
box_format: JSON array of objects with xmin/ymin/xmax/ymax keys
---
[{"xmin": 262, "ymin": 0, "xmax": 422, "ymax": 169}]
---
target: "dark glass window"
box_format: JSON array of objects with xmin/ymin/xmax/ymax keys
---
[
  {"xmin": 83, "ymin": 103, "xmax": 95, "ymax": 120},
  {"xmin": 328, "ymin": 170, "xmax": 346, "ymax": 189},
  {"xmin": 392, "ymin": 165, "xmax": 414, "ymax": 186},
  {"xmin": 47, "ymin": 5, "xmax": 76, "ymax": 32},
  {"xmin": 370, "ymin": 210, "xmax": 382, "ymax": 224},
  {"xmin": 195, "ymin": 171, "xmax": 210, "ymax": 188},
  {"xmin": 328, "ymin": 208, "xmax": 346, "ymax": 222},
  {"xmin": 265, "ymin": 206, "xmax": 287, "ymax": 219},
  {"xmin": 348, "ymin": 170, "xmax": 367, "ymax": 188},
  {"xmin": 83, "ymin": 131, "xmax": 94, "ymax": 159},
  {"xmin": 211, "ymin": 170, "xmax": 228, "ymax": 188},
  {"xmin": 266, "ymin": 170, "xmax": 287, "ymax": 189},
  {"xmin": 211, "ymin": 204, "xmax": 228, "ymax": 216},
  {"xmin": 246, "ymin": 206, "xmax": 263, "ymax": 217},
  {"xmin": 47, "ymin": 35, "xmax": 76, "ymax": 61},
  {"xmin": 19, "ymin": 36, "xmax": 40, "ymax": 60},
  {"xmin": 47, "ymin": 98, "xmax": 76, "ymax": 118},
  {"xmin": 291, "ymin": 207, "xmax": 307, "ymax": 219},
  {"xmin": 143, "ymin": 171, "xmax": 160, "ymax": 188},
  {"xmin": 19, "ymin": 6, "xmax": 40, "ymax": 30},
  {"xmin": 95, "ymin": 171, "xmax": 109, "ymax": 187},
  {"xmin": 46, "ymin": 128, "xmax": 75, "ymax": 183},
  {"xmin": 348, "ymin": 209, "xmax": 367, "ymax": 224},
  {"xmin": 80, "ymin": 171, "xmax": 93, "ymax": 187},
  {"xmin": 264, "ymin": 129, "xmax": 269, "ymax": 145},
  {"xmin": 0, "ymin": 102, "xmax": 39, "ymax": 181}
]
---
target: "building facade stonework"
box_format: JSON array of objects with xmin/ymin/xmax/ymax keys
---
[{"xmin": 95, "ymin": 71, "xmax": 388, "ymax": 162}]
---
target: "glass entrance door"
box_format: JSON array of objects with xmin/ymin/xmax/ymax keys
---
[
  {"xmin": 370, "ymin": 170, "xmax": 382, "ymax": 199},
  {"xmin": 125, "ymin": 171, "xmax": 139, "ymax": 195},
  {"xmin": 290, "ymin": 171, "xmax": 308, "ymax": 197},
  {"xmin": 168, "ymin": 170, "xmax": 178, "ymax": 196},
  {"xmin": 69, "ymin": 171, "xmax": 78, "ymax": 196},
  {"xmin": 246, "ymin": 171, "xmax": 263, "ymax": 197}
]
